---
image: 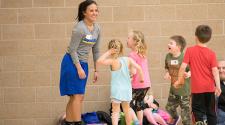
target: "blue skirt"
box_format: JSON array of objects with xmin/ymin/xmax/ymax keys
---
[{"xmin": 59, "ymin": 53, "xmax": 88, "ymax": 96}]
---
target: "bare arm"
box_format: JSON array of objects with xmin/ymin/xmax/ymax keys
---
[
  {"xmin": 129, "ymin": 58, "xmax": 144, "ymax": 82},
  {"xmin": 97, "ymin": 49, "xmax": 115, "ymax": 66},
  {"xmin": 212, "ymin": 67, "xmax": 221, "ymax": 96}
]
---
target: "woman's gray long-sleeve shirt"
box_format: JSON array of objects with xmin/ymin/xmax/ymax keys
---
[{"xmin": 67, "ymin": 20, "xmax": 101, "ymax": 65}]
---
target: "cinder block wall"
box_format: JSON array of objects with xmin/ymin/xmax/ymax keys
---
[{"xmin": 0, "ymin": 0, "xmax": 225, "ymax": 125}]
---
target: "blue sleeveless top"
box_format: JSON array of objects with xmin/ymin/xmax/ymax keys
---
[{"xmin": 110, "ymin": 57, "xmax": 132, "ymax": 101}]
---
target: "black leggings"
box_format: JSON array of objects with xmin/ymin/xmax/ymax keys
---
[{"xmin": 130, "ymin": 87, "xmax": 149, "ymax": 111}]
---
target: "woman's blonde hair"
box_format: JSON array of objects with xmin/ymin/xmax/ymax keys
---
[
  {"xmin": 108, "ymin": 39, "xmax": 123, "ymax": 57},
  {"xmin": 131, "ymin": 30, "xmax": 147, "ymax": 57}
]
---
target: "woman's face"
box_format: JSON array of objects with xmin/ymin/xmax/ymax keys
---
[{"xmin": 83, "ymin": 3, "xmax": 98, "ymax": 22}]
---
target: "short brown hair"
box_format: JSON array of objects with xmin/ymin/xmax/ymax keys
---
[
  {"xmin": 195, "ymin": 25, "xmax": 212, "ymax": 43},
  {"xmin": 170, "ymin": 35, "xmax": 186, "ymax": 52}
]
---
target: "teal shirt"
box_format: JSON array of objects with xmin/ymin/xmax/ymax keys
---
[
  {"xmin": 165, "ymin": 53, "xmax": 190, "ymax": 96},
  {"xmin": 110, "ymin": 57, "xmax": 132, "ymax": 101}
]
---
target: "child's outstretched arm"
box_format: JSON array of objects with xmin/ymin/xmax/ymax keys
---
[
  {"xmin": 97, "ymin": 49, "xmax": 116, "ymax": 66},
  {"xmin": 128, "ymin": 58, "xmax": 144, "ymax": 83},
  {"xmin": 173, "ymin": 62, "xmax": 187, "ymax": 88},
  {"xmin": 212, "ymin": 67, "xmax": 221, "ymax": 96}
]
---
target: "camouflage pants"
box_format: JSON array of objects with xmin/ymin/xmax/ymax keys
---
[{"xmin": 165, "ymin": 93, "xmax": 191, "ymax": 125}]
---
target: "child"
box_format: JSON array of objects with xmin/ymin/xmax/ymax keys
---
[
  {"xmin": 97, "ymin": 39, "xmax": 144, "ymax": 125},
  {"xmin": 164, "ymin": 35, "xmax": 191, "ymax": 125},
  {"xmin": 174, "ymin": 25, "xmax": 221, "ymax": 125},
  {"xmin": 59, "ymin": 1, "xmax": 100, "ymax": 125},
  {"xmin": 127, "ymin": 30, "xmax": 151, "ymax": 125},
  {"xmin": 143, "ymin": 94, "xmax": 171, "ymax": 125}
]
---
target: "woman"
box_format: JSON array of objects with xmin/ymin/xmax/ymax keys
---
[{"xmin": 59, "ymin": 0, "xmax": 100, "ymax": 125}]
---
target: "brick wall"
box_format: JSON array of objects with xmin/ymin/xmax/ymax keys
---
[{"xmin": 0, "ymin": 0, "xmax": 225, "ymax": 125}]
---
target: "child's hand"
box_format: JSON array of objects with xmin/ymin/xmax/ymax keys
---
[
  {"xmin": 108, "ymin": 48, "xmax": 118, "ymax": 55},
  {"xmin": 150, "ymin": 103, "xmax": 158, "ymax": 110},
  {"xmin": 164, "ymin": 72, "xmax": 171, "ymax": 80},
  {"xmin": 184, "ymin": 71, "xmax": 191, "ymax": 78},
  {"xmin": 215, "ymin": 87, "xmax": 221, "ymax": 97},
  {"xmin": 173, "ymin": 80, "xmax": 182, "ymax": 89}
]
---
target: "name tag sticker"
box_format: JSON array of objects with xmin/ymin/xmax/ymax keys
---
[
  {"xmin": 86, "ymin": 35, "xmax": 92, "ymax": 39},
  {"xmin": 171, "ymin": 60, "xmax": 179, "ymax": 65}
]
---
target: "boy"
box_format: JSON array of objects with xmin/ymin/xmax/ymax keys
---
[
  {"xmin": 174, "ymin": 25, "xmax": 221, "ymax": 125},
  {"xmin": 164, "ymin": 35, "xmax": 191, "ymax": 125}
]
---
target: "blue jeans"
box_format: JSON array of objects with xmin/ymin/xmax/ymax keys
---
[{"xmin": 217, "ymin": 108, "xmax": 225, "ymax": 125}]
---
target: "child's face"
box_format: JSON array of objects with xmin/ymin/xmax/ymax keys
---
[
  {"xmin": 168, "ymin": 39, "xmax": 180, "ymax": 54},
  {"xmin": 127, "ymin": 33, "xmax": 135, "ymax": 49}
]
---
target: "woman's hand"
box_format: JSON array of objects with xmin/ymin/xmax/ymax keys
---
[
  {"xmin": 93, "ymin": 71, "xmax": 98, "ymax": 83},
  {"xmin": 77, "ymin": 68, "xmax": 86, "ymax": 79}
]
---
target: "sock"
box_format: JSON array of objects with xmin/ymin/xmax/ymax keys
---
[{"xmin": 63, "ymin": 120, "xmax": 74, "ymax": 125}]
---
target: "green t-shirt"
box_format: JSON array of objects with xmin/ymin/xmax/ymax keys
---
[{"xmin": 165, "ymin": 53, "xmax": 190, "ymax": 96}]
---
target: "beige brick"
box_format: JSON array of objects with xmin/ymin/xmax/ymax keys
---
[
  {"xmin": 50, "ymin": 102, "xmax": 67, "ymax": 118},
  {"xmin": 176, "ymin": 5, "xmax": 207, "ymax": 20},
  {"xmin": 160, "ymin": 0, "xmax": 191, "ymax": 4},
  {"xmin": 35, "ymin": 118, "xmax": 55, "ymax": 125},
  {"xmin": 35, "ymin": 24, "xmax": 66, "ymax": 39},
  {"xmin": 20, "ymin": 72, "xmax": 51, "ymax": 87},
  {"xmin": 4, "ymin": 88, "xmax": 35, "ymax": 103},
  {"xmin": 1, "ymin": 0, "xmax": 32, "ymax": 8},
  {"xmin": 0, "ymin": 103, "xmax": 51, "ymax": 119},
  {"xmin": 65, "ymin": 0, "xmax": 84, "ymax": 7},
  {"xmin": 0, "ymin": 41, "xmax": 19, "ymax": 56},
  {"xmin": 33, "ymin": 0, "xmax": 64, "ymax": 7},
  {"xmin": 161, "ymin": 21, "xmax": 192, "ymax": 36},
  {"xmin": 208, "ymin": 36, "xmax": 225, "ymax": 53},
  {"xmin": 0, "ymin": 120, "xmax": 3, "ymax": 125},
  {"xmin": 84, "ymin": 86, "xmax": 99, "ymax": 101},
  {"xmin": 95, "ymin": 0, "xmax": 120, "ymax": 6},
  {"xmin": 4, "ymin": 119, "xmax": 35, "ymax": 125},
  {"xmin": 192, "ymin": 0, "xmax": 225, "ymax": 3},
  {"xmin": 113, "ymin": 6, "xmax": 144, "ymax": 21},
  {"xmin": 0, "ymin": 9, "xmax": 17, "ymax": 24},
  {"xmin": 145, "ymin": 5, "xmax": 175, "ymax": 20},
  {"xmin": 36, "ymin": 87, "xmax": 64, "ymax": 102},
  {"xmin": 50, "ymin": 8, "xmax": 76, "ymax": 23},
  {"xmin": 66, "ymin": 23, "xmax": 74, "ymax": 37},
  {"xmin": 88, "ymin": 70, "xmax": 111, "ymax": 85},
  {"xmin": 35, "ymin": 55, "xmax": 61, "ymax": 72},
  {"xmin": 0, "ymin": 72, "xmax": 19, "ymax": 87},
  {"xmin": 192, "ymin": 20, "xmax": 223, "ymax": 35},
  {"xmin": 150, "ymin": 68, "xmax": 168, "ymax": 84},
  {"xmin": 208, "ymin": 4, "xmax": 225, "ymax": 19},
  {"xmin": 51, "ymin": 70, "xmax": 60, "ymax": 86},
  {"xmin": 161, "ymin": 83, "xmax": 171, "ymax": 98},
  {"xmin": 128, "ymin": 22, "xmax": 161, "ymax": 37},
  {"xmin": 18, "ymin": 40, "xmax": 51, "ymax": 56},
  {"xmin": 51, "ymin": 39, "xmax": 69, "ymax": 54},
  {"xmin": 98, "ymin": 86, "xmax": 110, "ymax": 101},
  {"xmin": 98, "ymin": 7, "xmax": 113, "ymax": 22},
  {"xmin": 83, "ymin": 101, "xmax": 110, "ymax": 113},
  {"xmin": 0, "ymin": 89, "xmax": 3, "ymax": 104},
  {"xmin": 3, "ymin": 25, "xmax": 34, "ymax": 40},
  {"xmin": 0, "ymin": 26, "xmax": 2, "ymax": 40},
  {"xmin": 100, "ymin": 23, "xmax": 128, "ymax": 37},
  {"xmin": 2, "ymin": 56, "xmax": 36, "ymax": 71},
  {"xmin": 150, "ymin": 85, "xmax": 162, "ymax": 99},
  {"xmin": 148, "ymin": 52, "xmax": 162, "ymax": 68},
  {"xmin": 18, "ymin": 8, "xmax": 49, "ymax": 24},
  {"xmin": 147, "ymin": 37, "xmax": 169, "ymax": 52},
  {"xmin": 127, "ymin": 0, "xmax": 159, "ymax": 5}
]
